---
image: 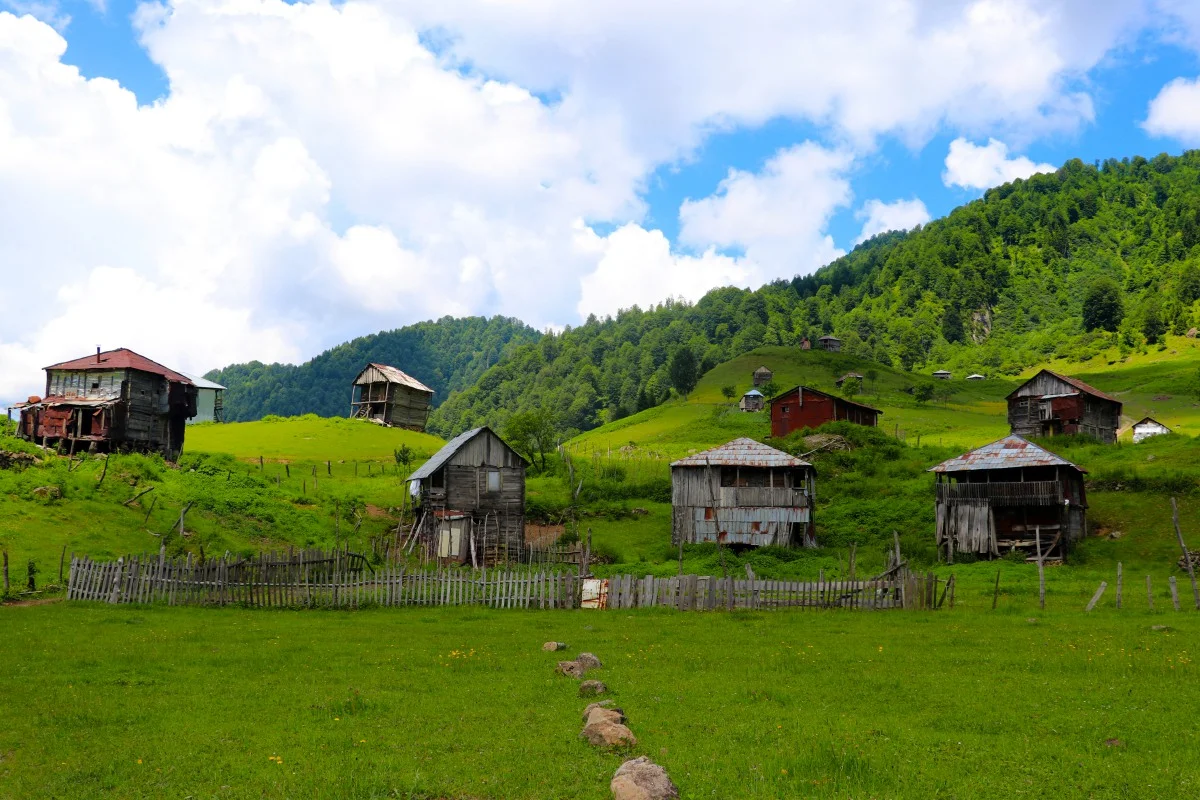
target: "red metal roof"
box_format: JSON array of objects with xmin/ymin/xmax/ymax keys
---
[
  {"xmin": 930, "ymin": 435, "xmax": 1086, "ymax": 473},
  {"xmin": 1007, "ymin": 369, "xmax": 1119, "ymax": 404},
  {"xmin": 671, "ymin": 438, "xmax": 812, "ymax": 468},
  {"xmin": 44, "ymin": 348, "xmax": 192, "ymax": 384}
]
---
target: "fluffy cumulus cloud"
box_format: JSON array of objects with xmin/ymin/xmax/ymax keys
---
[
  {"xmin": 942, "ymin": 137, "xmax": 1057, "ymax": 190},
  {"xmin": 855, "ymin": 198, "xmax": 932, "ymax": 244},
  {"xmin": 1143, "ymin": 76, "xmax": 1200, "ymax": 143},
  {"xmin": 0, "ymin": 0, "xmax": 1165, "ymax": 403}
]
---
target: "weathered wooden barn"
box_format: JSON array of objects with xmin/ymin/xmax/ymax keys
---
[
  {"xmin": 752, "ymin": 365, "xmax": 773, "ymax": 387},
  {"xmin": 816, "ymin": 335, "xmax": 841, "ymax": 352},
  {"xmin": 1132, "ymin": 417, "xmax": 1171, "ymax": 443},
  {"xmin": 17, "ymin": 348, "xmax": 197, "ymax": 460},
  {"xmin": 739, "ymin": 389, "xmax": 765, "ymax": 412},
  {"xmin": 182, "ymin": 373, "xmax": 226, "ymax": 424},
  {"xmin": 407, "ymin": 427, "xmax": 527, "ymax": 566},
  {"xmin": 1007, "ymin": 369, "xmax": 1121, "ymax": 443},
  {"xmin": 671, "ymin": 438, "xmax": 816, "ymax": 548},
  {"xmin": 769, "ymin": 386, "xmax": 881, "ymax": 438},
  {"xmin": 834, "ymin": 372, "xmax": 863, "ymax": 388},
  {"xmin": 350, "ymin": 363, "xmax": 434, "ymax": 431},
  {"xmin": 932, "ymin": 370, "xmax": 952, "ymax": 380},
  {"xmin": 931, "ymin": 435, "xmax": 1087, "ymax": 562}
]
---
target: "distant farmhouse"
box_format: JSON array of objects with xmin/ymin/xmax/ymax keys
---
[
  {"xmin": 752, "ymin": 365, "xmax": 773, "ymax": 387},
  {"xmin": 834, "ymin": 372, "xmax": 863, "ymax": 388},
  {"xmin": 739, "ymin": 389, "xmax": 765, "ymax": 412},
  {"xmin": 1007, "ymin": 369, "xmax": 1121, "ymax": 444},
  {"xmin": 350, "ymin": 363, "xmax": 434, "ymax": 431},
  {"xmin": 670, "ymin": 438, "xmax": 816, "ymax": 548},
  {"xmin": 17, "ymin": 348, "xmax": 196, "ymax": 460},
  {"xmin": 966, "ymin": 373, "xmax": 985, "ymax": 381},
  {"xmin": 1132, "ymin": 417, "xmax": 1171, "ymax": 444},
  {"xmin": 407, "ymin": 427, "xmax": 527, "ymax": 566},
  {"xmin": 932, "ymin": 370, "xmax": 951, "ymax": 380},
  {"xmin": 769, "ymin": 386, "xmax": 881, "ymax": 438},
  {"xmin": 816, "ymin": 335, "xmax": 841, "ymax": 352},
  {"xmin": 182, "ymin": 373, "xmax": 226, "ymax": 424},
  {"xmin": 931, "ymin": 435, "xmax": 1087, "ymax": 562}
]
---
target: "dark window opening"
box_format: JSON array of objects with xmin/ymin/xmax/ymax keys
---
[{"xmin": 431, "ymin": 468, "xmax": 445, "ymax": 489}]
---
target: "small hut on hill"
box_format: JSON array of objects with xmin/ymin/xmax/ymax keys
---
[
  {"xmin": 670, "ymin": 438, "xmax": 816, "ymax": 548},
  {"xmin": 739, "ymin": 389, "xmax": 765, "ymax": 412},
  {"xmin": 930, "ymin": 435, "xmax": 1087, "ymax": 562},
  {"xmin": 407, "ymin": 427, "xmax": 527, "ymax": 566},
  {"xmin": 816, "ymin": 335, "xmax": 841, "ymax": 352},
  {"xmin": 350, "ymin": 363, "xmax": 434, "ymax": 431},
  {"xmin": 752, "ymin": 365, "xmax": 774, "ymax": 387},
  {"xmin": 966, "ymin": 373, "xmax": 985, "ymax": 381},
  {"xmin": 834, "ymin": 372, "xmax": 863, "ymax": 388},
  {"xmin": 932, "ymin": 370, "xmax": 952, "ymax": 380},
  {"xmin": 1132, "ymin": 417, "xmax": 1171, "ymax": 443},
  {"xmin": 1007, "ymin": 369, "xmax": 1121, "ymax": 443}
]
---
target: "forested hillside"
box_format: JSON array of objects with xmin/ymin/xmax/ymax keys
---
[
  {"xmin": 207, "ymin": 316, "xmax": 539, "ymax": 421},
  {"xmin": 431, "ymin": 151, "xmax": 1200, "ymax": 436}
]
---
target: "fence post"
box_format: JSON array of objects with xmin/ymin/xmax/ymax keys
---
[{"xmin": 1085, "ymin": 581, "xmax": 1108, "ymax": 612}]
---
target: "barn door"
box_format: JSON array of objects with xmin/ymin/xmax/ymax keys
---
[{"xmin": 438, "ymin": 520, "xmax": 464, "ymax": 559}]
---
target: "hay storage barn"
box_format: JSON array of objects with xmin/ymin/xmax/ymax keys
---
[
  {"xmin": 671, "ymin": 438, "xmax": 816, "ymax": 548},
  {"xmin": 1007, "ymin": 369, "xmax": 1121, "ymax": 443},
  {"xmin": 769, "ymin": 386, "xmax": 881, "ymax": 438},
  {"xmin": 752, "ymin": 365, "xmax": 774, "ymax": 387},
  {"xmin": 350, "ymin": 363, "xmax": 434, "ymax": 431},
  {"xmin": 407, "ymin": 427, "xmax": 527, "ymax": 566},
  {"xmin": 739, "ymin": 389, "xmax": 765, "ymax": 412},
  {"xmin": 18, "ymin": 348, "xmax": 197, "ymax": 460},
  {"xmin": 931, "ymin": 436, "xmax": 1087, "ymax": 562}
]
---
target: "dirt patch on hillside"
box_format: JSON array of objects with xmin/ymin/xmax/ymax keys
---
[{"xmin": 526, "ymin": 524, "xmax": 566, "ymax": 547}]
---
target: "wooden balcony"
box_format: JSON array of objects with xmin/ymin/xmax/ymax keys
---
[
  {"xmin": 936, "ymin": 480, "xmax": 1063, "ymax": 506},
  {"xmin": 718, "ymin": 487, "xmax": 809, "ymax": 508}
]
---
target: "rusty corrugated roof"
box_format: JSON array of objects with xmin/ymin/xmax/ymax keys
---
[
  {"xmin": 355, "ymin": 363, "xmax": 434, "ymax": 394},
  {"xmin": 44, "ymin": 349, "xmax": 192, "ymax": 384},
  {"xmin": 929, "ymin": 435, "xmax": 1085, "ymax": 473},
  {"xmin": 1006, "ymin": 369, "xmax": 1120, "ymax": 404},
  {"xmin": 671, "ymin": 438, "xmax": 812, "ymax": 468}
]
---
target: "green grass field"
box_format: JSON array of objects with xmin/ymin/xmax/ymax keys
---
[
  {"xmin": 187, "ymin": 414, "xmax": 445, "ymax": 463},
  {"xmin": 1, "ymin": 602, "xmax": 1196, "ymax": 799}
]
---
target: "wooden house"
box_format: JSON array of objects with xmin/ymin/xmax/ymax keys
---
[
  {"xmin": 816, "ymin": 335, "xmax": 841, "ymax": 352},
  {"xmin": 800, "ymin": 337, "xmax": 811, "ymax": 350},
  {"xmin": 670, "ymin": 438, "xmax": 816, "ymax": 548},
  {"xmin": 834, "ymin": 372, "xmax": 863, "ymax": 388},
  {"xmin": 966, "ymin": 373, "xmax": 985, "ymax": 381},
  {"xmin": 182, "ymin": 373, "xmax": 226, "ymax": 424},
  {"xmin": 932, "ymin": 370, "xmax": 952, "ymax": 380},
  {"xmin": 407, "ymin": 427, "xmax": 527, "ymax": 566},
  {"xmin": 739, "ymin": 389, "xmax": 765, "ymax": 412},
  {"xmin": 1132, "ymin": 417, "xmax": 1171, "ymax": 444},
  {"xmin": 350, "ymin": 363, "xmax": 434, "ymax": 431},
  {"xmin": 17, "ymin": 348, "xmax": 197, "ymax": 460},
  {"xmin": 931, "ymin": 435, "xmax": 1087, "ymax": 562},
  {"xmin": 752, "ymin": 365, "xmax": 774, "ymax": 387},
  {"xmin": 1007, "ymin": 369, "xmax": 1121, "ymax": 443},
  {"xmin": 769, "ymin": 386, "xmax": 881, "ymax": 438}
]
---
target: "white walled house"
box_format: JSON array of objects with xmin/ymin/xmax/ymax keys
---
[
  {"xmin": 1132, "ymin": 417, "xmax": 1171, "ymax": 444},
  {"xmin": 183, "ymin": 374, "xmax": 226, "ymax": 424}
]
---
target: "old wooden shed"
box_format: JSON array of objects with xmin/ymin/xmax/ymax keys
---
[
  {"xmin": 1007, "ymin": 369, "xmax": 1121, "ymax": 443},
  {"xmin": 816, "ymin": 335, "xmax": 841, "ymax": 352},
  {"xmin": 1132, "ymin": 417, "xmax": 1171, "ymax": 443},
  {"xmin": 769, "ymin": 386, "xmax": 881, "ymax": 438},
  {"xmin": 407, "ymin": 427, "xmax": 527, "ymax": 566},
  {"xmin": 752, "ymin": 365, "xmax": 774, "ymax": 387},
  {"xmin": 17, "ymin": 348, "xmax": 197, "ymax": 460},
  {"xmin": 670, "ymin": 438, "xmax": 816, "ymax": 548},
  {"xmin": 931, "ymin": 435, "xmax": 1087, "ymax": 562},
  {"xmin": 350, "ymin": 363, "xmax": 435, "ymax": 431},
  {"xmin": 739, "ymin": 389, "xmax": 765, "ymax": 412}
]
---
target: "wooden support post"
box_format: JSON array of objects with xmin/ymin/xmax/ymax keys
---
[
  {"xmin": 327, "ymin": 460, "xmax": 331, "ymax": 476},
  {"xmin": 1085, "ymin": 581, "xmax": 1108, "ymax": 612},
  {"xmin": 1116, "ymin": 562, "xmax": 1123, "ymax": 610},
  {"xmin": 143, "ymin": 495, "xmax": 158, "ymax": 524},
  {"xmin": 2, "ymin": 549, "xmax": 8, "ymax": 593},
  {"xmin": 848, "ymin": 542, "xmax": 856, "ymax": 581},
  {"xmin": 991, "ymin": 569, "xmax": 1001, "ymax": 610},
  {"xmin": 1035, "ymin": 526, "xmax": 1046, "ymax": 610},
  {"xmin": 1170, "ymin": 497, "xmax": 1200, "ymax": 610},
  {"xmin": 893, "ymin": 531, "xmax": 902, "ymax": 567},
  {"xmin": 285, "ymin": 464, "xmax": 290, "ymax": 478},
  {"xmin": 177, "ymin": 502, "xmax": 193, "ymax": 537},
  {"xmin": 1146, "ymin": 575, "xmax": 1154, "ymax": 610},
  {"xmin": 259, "ymin": 455, "xmax": 264, "ymax": 470},
  {"xmin": 123, "ymin": 486, "xmax": 155, "ymax": 507},
  {"xmin": 97, "ymin": 456, "xmax": 108, "ymax": 486},
  {"xmin": 1169, "ymin": 576, "xmax": 1180, "ymax": 611},
  {"xmin": 59, "ymin": 544, "xmax": 67, "ymax": 584}
]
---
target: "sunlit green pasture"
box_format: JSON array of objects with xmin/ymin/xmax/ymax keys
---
[{"xmin": 187, "ymin": 414, "xmax": 444, "ymax": 464}]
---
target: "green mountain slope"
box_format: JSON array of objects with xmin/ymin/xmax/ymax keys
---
[
  {"xmin": 207, "ymin": 316, "xmax": 539, "ymax": 422},
  {"xmin": 433, "ymin": 151, "xmax": 1200, "ymax": 436}
]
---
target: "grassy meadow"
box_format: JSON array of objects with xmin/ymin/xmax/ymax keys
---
[{"xmin": 0, "ymin": 602, "xmax": 1196, "ymax": 799}]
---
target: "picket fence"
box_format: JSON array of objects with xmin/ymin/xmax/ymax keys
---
[{"xmin": 66, "ymin": 552, "xmax": 948, "ymax": 612}]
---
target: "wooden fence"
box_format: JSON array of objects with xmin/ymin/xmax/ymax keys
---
[{"xmin": 66, "ymin": 551, "xmax": 948, "ymax": 612}]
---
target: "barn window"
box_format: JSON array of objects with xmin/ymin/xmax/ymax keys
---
[
  {"xmin": 431, "ymin": 468, "xmax": 445, "ymax": 489},
  {"xmin": 781, "ymin": 404, "xmax": 791, "ymax": 413},
  {"xmin": 91, "ymin": 382, "xmax": 99, "ymax": 390},
  {"xmin": 486, "ymin": 469, "xmax": 501, "ymax": 493}
]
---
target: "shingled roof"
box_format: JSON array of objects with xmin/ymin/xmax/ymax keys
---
[
  {"xmin": 929, "ymin": 435, "xmax": 1085, "ymax": 473},
  {"xmin": 671, "ymin": 438, "xmax": 812, "ymax": 469},
  {"xmin": 1007, "ymin": 369, "xmax": 1120, "ymax": 404},
  {"xmin": 44, "ymin": 348, "xmax": 192, "ymax": 384},
  {"xmin": 355, "ymin": 363, "xmax": 434, "ymax": 394}
]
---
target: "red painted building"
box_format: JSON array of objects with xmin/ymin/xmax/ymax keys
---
[{"xmin": 769, "ymin": 386, "xmax": 881, "ymax": 438}]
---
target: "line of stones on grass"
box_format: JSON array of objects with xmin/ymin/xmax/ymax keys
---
[{"xmin": 546, "ymin": 641, "xmax": 679, "ymax": 800}]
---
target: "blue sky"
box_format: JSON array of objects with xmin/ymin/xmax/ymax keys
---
[{"xmin": 4, "ymin": 0, "xmax": 1200, "ymax": 399}]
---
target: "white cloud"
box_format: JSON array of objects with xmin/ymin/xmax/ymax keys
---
[
  {"xmin": 855, "ymin": 198, "xmax": 931, "ymax": 244},
  {"xmin": 679, "ymin": 143, "xmax": 852, "ymax": 275},
  {"xmin": 942, "ymin": 137, "xmax": 1057, "ymax": 190},
  {"xmin": 1143, "ymin": 76, "xmax": 1200, "ymax": 143}
]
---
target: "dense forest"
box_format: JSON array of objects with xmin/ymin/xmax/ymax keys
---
[
  {"xmin": 431, "ymin": 151, "xmax": 1200, "ymax": 436},
  {"xmin": 206, "ymin": 316, "xmax": 539, "ymax": 421}
]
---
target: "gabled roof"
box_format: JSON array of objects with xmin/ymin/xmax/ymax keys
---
[
  {"xmin": 768, "ymin": 385, "xmax": 883, "ymax": 416},
  {"xmin": 742, "ymin": 389, "xmax": 764, "ymax": 397},
  {"xmin": 1133, "ymin": 417, "xmax": 1169, "ymax": 427},
  {"xmin": 407, "ymin": 426, "xmax": 526, "ymax": 481},
  {"xmin": 1007, "ymin": 369, "xmax": 1120, "ymax": 404},
  {"xmin": 932, "ymin": 369, "xmax": 952, "ymax": 375},
  {"xmin": 929, "ymin": 435, "xmax": 1085, "ymax": 473},
  {"xmin": 182, "ymin": 373, "xmax": 226, "ymax": 391},
  {"xmin": 44, "ymin": 348, "xmax": 192, "ymax": 384},
  {"xmin": 817, "ymin": 335, "xmax": 841, "ymax": 341},
  {"xmin": 966, "ymin": 373, "xmax": 985, "ymax": 379},
  {"xmin": 671, "ymin": 438, "xmax": 812, "ymax": 469},
  {"xmin": 753, "ymin": 365, "xmax": 773, "ymax": 375},
  {"xmin": 355, "ymin": 363, "xmax": 434, "ymax": 394}
]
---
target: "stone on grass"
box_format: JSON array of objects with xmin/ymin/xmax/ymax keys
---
[
  {"xmin": 585, "ymin": 707, "xmax": 626, "ymax": 727},
  {"xmin": 557, "ymin": 660, "xmax": 585, "ymax": 679},
  {"xmin": 543, "ymin": 641, "xmax": 568, "ymax": 651},
  {"xmin": 581, "ymin": 719, "xmax": 637, "ymax": 749},
  {"xmin": 576, "ymin": 652, "xmax": 602, "ymax": 670},
  {"xmin": 579, "ymin": 680, "xmax": 607, "ymax": 697},
  {"xmin": 582, "ymin": 700, "xmax": 617, "ymax": 721},
  {"xmin": 610, "ymin": 756, "xmax": 679, "ymax": 800}
]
